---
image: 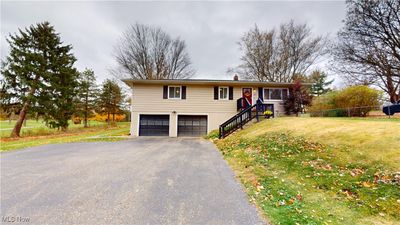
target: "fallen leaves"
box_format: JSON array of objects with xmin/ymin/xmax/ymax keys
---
[
  {"xmin": 296, "ymin": 193, "xmax": 303, "ymax": 201},
  {"xmin": 361, "ymin": 181, "xmax": 374, "ymax": 188},
  {"xmin": 218, "ymin": 131, "xmax": 400, "ymax": 224},
  {"xmin": 373, "ymin": 171, "xmax": 400, "ymax": 185},
  {"xmin": 350, "ymin": 168, "xmax": 364, "ymax": 177}
]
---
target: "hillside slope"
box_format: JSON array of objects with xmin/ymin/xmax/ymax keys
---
[{"xmin": 211, "ymin": 117, "xmax": 400, "ymax": 225}]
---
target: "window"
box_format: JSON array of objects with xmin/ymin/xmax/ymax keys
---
[
  {"xmin": 168, "ymin": 86, "xmax": 181, "ymax": 99},
  {"xmin": 264, "ymin": 89, "xmax": 270, "ymax": 100},
  {"xmin": 263, "ymin": 88, "xmax": 289, "ymax": 100},
  {"xmin": 270, "ymin": 89, "xmax": 282, "ymax": 100},
  {"xmin": 219, "ymin": 87, "xmax": 228, "ymax": 100}
]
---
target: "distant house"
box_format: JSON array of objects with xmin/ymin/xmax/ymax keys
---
[{"xmin": 123, "ymin": 77, "xmax": 294, "ymax": 137}]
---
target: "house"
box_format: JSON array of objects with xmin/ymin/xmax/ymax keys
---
[{"xmin": 122, "ymin": 77, "xmax": 294, "ymax": 137}]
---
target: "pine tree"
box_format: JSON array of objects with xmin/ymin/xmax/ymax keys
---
[
  {"xmin": 75, "ymin": 68, "xmax": 98, "ymax": 127},
  {"xmin": 309, "ymin": 70, "xmax": 334, "ymax": 96},
  {"xmin": 1, "ymin": 22, "xmax": 78, "ymax": 136},
  {"xmin": 98, "ymin": 79, "xmax": 123, "ymax": 125}
]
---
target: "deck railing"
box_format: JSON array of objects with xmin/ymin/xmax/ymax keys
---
[{"xmin": 219, "ymin": 99, "xmax": 263, "ymax": 139}]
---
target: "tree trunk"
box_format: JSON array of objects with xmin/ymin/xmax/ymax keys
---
[
  {"xmin": 107, "ymin": 112, "xmax": 110, "ymax": 126},
  {"xmin": 112, "ymin": 113, "xmax": 115, "ymax": 122},
  {"xmin": 389, "ymin": 91, "xmax": 399, "ymax": 104},
  {"xmin": 10, "ymin": 102, "xmax": 29, "ymax": 138},
  {"xmin": 8, "ymin": 111, "xmax": 13, "ymax": 124},
  {"xmin": 10, "ymin": 74, "xmax": 40, "ymax": 138},
  {"xmin": 84, "ymin": 93, "xmax": 88, "ymax": 128},
  {"xmin": 386, "ymin": 76, "xmax": 400, "ymax": 103},
  {"xmin": 84, "ymin": 110, "xmax": 88, "ymax": 128}
]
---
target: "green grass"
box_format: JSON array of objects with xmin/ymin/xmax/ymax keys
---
[
  {"xmin": 210, "ymin": 117, "xmax": 400, "ymax": 225},
  {"xmin": 0, "ymin": 120, "xmax": 107, "ymax": 138},
  {"xmin": 1, "ymin": 121, "xmax": 131, "ymax": 152}
]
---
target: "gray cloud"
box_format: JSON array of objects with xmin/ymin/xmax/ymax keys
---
[{"xmin": 1, "ymin": 1, "xmax": 346, "ymax": 84}]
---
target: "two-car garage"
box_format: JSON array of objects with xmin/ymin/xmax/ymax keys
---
[{"xmin": 138, "ymin": 114, "xmax": 208, "ymax": 137}]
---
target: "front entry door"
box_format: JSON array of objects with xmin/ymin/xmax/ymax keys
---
[{"xmin": 242, "ymin": 88, "xmax": 252, "ymax": 109}]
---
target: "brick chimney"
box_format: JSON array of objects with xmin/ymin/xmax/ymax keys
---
[{"xmin": 233, "ymin": 74, "xmax": 239, "ymax": 81}]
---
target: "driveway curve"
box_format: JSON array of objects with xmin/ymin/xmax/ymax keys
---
[{"xmin": 1, "ymin": 138, "xmax": 265, "ymax": 225}]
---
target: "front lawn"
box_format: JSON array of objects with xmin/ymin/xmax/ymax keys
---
[
  {"xmin": 210, "ymin": 117, "xmax": 400, "ymax": 225},
  {"xmin": 1, "ymin": 121, "xmax": 131, "ymax": 152},
  {"xmin": 0, "ymin": 120, "xmax": 107, "ymax": 138}
]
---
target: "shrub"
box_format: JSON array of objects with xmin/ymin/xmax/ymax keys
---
[
  {"xmin": 91, "ymin": 113, "xmax": 126, "ymax": 122},
  {"xmin": 309, "ymin": 92, "xmax": 344, "ymax": 117},
  {"xmin": 284, "ymin": 80, "xmax": 313, "ymax": 116},
  {"xmin": 309, "ymin": 86, "xmax": 382, "ymax": 117},
  {"xmin": 264, "ymin": 110, "xmax": 273, "ymax": 116},
  {"xmin": 335, "ymin": 86, "xmax": 382, "ymax": 116}
]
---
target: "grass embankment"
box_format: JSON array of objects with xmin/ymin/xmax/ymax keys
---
[
  {"xmin": 1, "ymin": 121, "xmax": 130, "ymax": 152},
  {"xmin": 210, "ymin": 117, "xmax": 400, "ymax": 225}
]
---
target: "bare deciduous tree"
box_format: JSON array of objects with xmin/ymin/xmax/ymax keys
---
[
  {"xmin": 114, "ymin": 23, "xmax": 194, "ymax": 80},
  {"xmin": 237, "ymin": 20, "xmax": 327, "ymax": 82},
  {"xmin": 332, "ymin": 0, "xmax": 400, "ymax": 103}
]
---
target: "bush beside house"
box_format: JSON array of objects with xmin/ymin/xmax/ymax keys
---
[
  {"xmin": 309, "ymin": 86, "xmax": 382, "ymax": 117},
  {"xmin": 283, "ymin": 80, "xmax": 313, "ymax": 116}
]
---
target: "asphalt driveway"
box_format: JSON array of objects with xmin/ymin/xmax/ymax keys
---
[{"xmin": 1, "ymin": 138, "xmax": 265, "ymax": 225}]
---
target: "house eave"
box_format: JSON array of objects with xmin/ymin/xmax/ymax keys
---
[{"xmin": 122, "ymin": 78, "xmax": 313, "ymax": 88}]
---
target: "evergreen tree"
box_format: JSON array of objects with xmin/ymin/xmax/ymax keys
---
[
  {"xmin": 1, "ymin": 22, "xmax": 78, "ymax": 136},
  {"xmin": 309, "ymin": 70, "xmax": 334, "ymax": 96},
  {"xmin": 75, "ymin": 68, "xmax": 98, "ymax": 127},
  {"xmin": 98, "ymin": 79, "xmax": 123, "ymax": 125}
]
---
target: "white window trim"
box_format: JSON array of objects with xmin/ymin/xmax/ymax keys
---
[
  {"xmin": 218, "ymin": 86, "xmax": 229, "ymax": 100},
  {"xmin": 168, "ymin": 86, "xmax": 182, "ymax": 100},
  {"xmin": 263, "ymin": 88, "xmax": 289, "ymax": 101}
]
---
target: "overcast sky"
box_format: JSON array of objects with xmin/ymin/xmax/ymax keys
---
[{"xmin": 1, "ymin": 1, "xmax": 346, "ymax": 85}]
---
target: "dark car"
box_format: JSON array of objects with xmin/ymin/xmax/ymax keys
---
[{"xmin": 383, "ymin": 103, "xmax": 400, "ymax": 115}]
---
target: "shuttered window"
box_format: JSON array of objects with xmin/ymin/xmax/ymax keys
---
[
  {"xmin": 219, "ymin": 87, "xmax": 228, "ymax": 100},
  {"xmin": 168, "ymin": 86, "xmax": 181, "ymax": 99}
]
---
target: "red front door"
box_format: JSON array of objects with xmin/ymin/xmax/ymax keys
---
[{"xmin": 242, "ymin": 88, "xmax": 252, "ymax": 108}]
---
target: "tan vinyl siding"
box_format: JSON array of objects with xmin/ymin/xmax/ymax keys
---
[
  {"xmin": 129, "ymin": 84, "xmax": 287, "ymax": 137},
  {"xmin": 132, "ymin": 84, "xmax": 241, "ymax": 113}
]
